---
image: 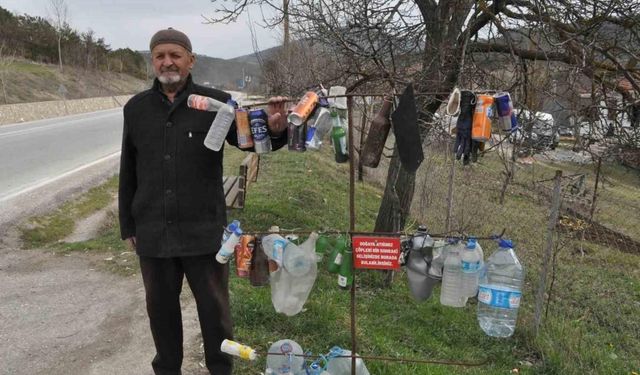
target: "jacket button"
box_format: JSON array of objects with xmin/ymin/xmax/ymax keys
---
[
  {"xmin": 164, "ymin": 154, "xmax": 171, "ymax": 160},
  {"xmin": 167, "ymin": 220, "xmax": 173, "ymax": 224},
  {"xmin": 166, "ymin": 189, "xmax": 173, "ymax": 195},
  {"xmin": 166, "ymin": 121, "xmax": 173, "ymax": 127}
]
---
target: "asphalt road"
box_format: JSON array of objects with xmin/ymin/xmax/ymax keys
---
[{"xmin": 0, "ymin": 108, "xmax": 123, "ymax": 202}]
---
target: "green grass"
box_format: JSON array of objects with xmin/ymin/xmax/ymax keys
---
[
  {"xmin": 9, "ymin": 60, "xmax": 55, "ymax": 77},
  {"xmin": 20, "ymin": 144, "xmax": 640, "ymax": 374},
  {"xmin": 20, "ymin": 175, "xmax": 119, "ymax": 248}
]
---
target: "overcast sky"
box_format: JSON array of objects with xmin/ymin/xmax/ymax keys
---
[{"xmin": 0, "ymin": 0, "xmax": 282, "ymax": 59}]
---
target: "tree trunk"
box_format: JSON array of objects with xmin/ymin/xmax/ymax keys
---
[{"xmin": 57, "ymin": 35, "xmax": 63, "ymax": 71}]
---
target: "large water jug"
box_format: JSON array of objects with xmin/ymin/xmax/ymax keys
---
[
  {"xmin": 325, "ymin": 347, "xmax": 370, "ymax": 375},
  {"xmin": 477, "ymin": 239, "xmax": 524, "ymax": 337},
  {"xmin": 266, "ymin": 339, "xmax": 304, "ymax": 374},
  {"xmin": 461, "ymin": 238, "xmax": 483, "ymax": 298},
  {"xmin": 440, "ymin": 240, "xmax": 467, "ymax": 307}
]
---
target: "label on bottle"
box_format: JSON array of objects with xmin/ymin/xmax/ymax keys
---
[
  {"xmin": 478, "ymin": 285, "xmax": 521, "ymax": 309},
  {"xmin": 339, "ymin": 136, "xmax": 347, "ymax": 154},
  {"xmin": 333, "ymin": 253, "xmax": 343, "ymax": 265},
  {"xmin": 461, "ymin": 260, "xmax": 481, "ymax": 273},
  {"xmin": 338, "ymin": 274, "xmax": 347, "ymax": 287}
]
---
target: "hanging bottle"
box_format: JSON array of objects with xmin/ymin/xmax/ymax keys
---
[
  {"xmin": 440, "ymin": 240, "xmax": 467, "ymax": 307},
  {"xmin": 361, "ymin": 97, "xmax": 393, "ymax": 168},
  {"xmin": 249, "ymin": 236, "xmax": 270, "ymax": 287},
  {"xmin": 330, "ymin": 110, "xmax": 349, "ymax": 163},
  {"xmin": 338, "ymin": 245, "xmax": 353, "ymax": 289},
  {"xmin": 328, "ymin": 236, "xmax": 347, "ymax": 274}
]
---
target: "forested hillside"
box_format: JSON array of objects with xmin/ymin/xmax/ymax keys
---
[{"xmin": 0, "ymin": 6, "xmax": 146, "ymax": 79}]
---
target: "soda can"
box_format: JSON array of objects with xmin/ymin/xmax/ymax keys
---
[
  {"xmin": 287, "ymin": 121, "xmax": 307, "ymax": 152},
  {"xmin": 249, "ymin": 109, "xmax": 271, "ymax": 154},
  {"xmin": 287, "ymin": 91, "xmax": 319, "ymax": 126},
  {"xmin": 235, "ymin": 235, "xmax": 255, "ymax": 278},
  {"xmin": 235, "ymin": 108, "xmax": 254, "ymax": 149},
  {"xmin": 494, "ymin": 92, "xmax": 517, "ymax": 131}
]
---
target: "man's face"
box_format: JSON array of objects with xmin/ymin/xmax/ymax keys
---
[{"xmin": 151, "ymin": 43, "xmax": 194, "ymax": 85}]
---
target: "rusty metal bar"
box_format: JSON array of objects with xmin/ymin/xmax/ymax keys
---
[{"xmin": 347, "ymin": 95, "xmax": 357, "ymax": 375}]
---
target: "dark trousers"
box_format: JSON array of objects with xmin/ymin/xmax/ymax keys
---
[{"xmin": 139, "ymin": 254, "xmax": 233, "ymax": 375}]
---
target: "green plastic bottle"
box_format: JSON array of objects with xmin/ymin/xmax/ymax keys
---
[
  {"xmin": 330, "ymin": 111, "xmax": 349, "ymax": 163},
  {"xmin": 328, "ymin": 236, "xmax": 347, "ymax": 274},
  {"xmin": 338, "ymin": 247, "xmax": 354, "ymax": 289}
]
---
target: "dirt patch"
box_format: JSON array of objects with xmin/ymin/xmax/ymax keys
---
[{"xmin": 558, "ymin": 210, "xmax": 640, "ymax": 255}]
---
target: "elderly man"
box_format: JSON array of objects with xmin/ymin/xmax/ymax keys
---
[{"xmin": 118, "ymin": 28, "xmax": 287, "ymax": 375}]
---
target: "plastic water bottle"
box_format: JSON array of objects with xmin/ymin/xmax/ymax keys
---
[
  {"xmin": 216, "ymin": 226, "xmax": 242, "ymax": 264},
  {"xmin": 427, "ymin": 240, "xmax": 447, "ymax": 279},
  {"xmin": 221, "ymin": 219, "xmax": 240, "ymax": 245},
  {"xmin": 461, "ymin": 238, "xmax": 483, "ymax": 298},
  {"xmin": 477, "ymin": 239, "xmax": 524, "ymax": 337},
  {"xmin": 325, "ymin": 347, "xmax": 370, "ymax": 375},
  {"xmin": 266, "ymin": 339, "xmax": 304, "ymax": 374},
  {"xmin": 440, "ymin": 240, "xmax": 467, "ymax": 307},
  {"xmin": 204, "ymin": 99, "xmax": 236, "ymax": 151}
]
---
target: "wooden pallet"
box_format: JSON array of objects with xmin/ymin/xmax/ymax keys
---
[{"xmin": 223, "ymin": 153, "xmax": 260, "ymax": 209}]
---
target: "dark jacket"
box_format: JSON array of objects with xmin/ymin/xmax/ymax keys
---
[{"xmin": 119, "ymin": 75, "xmax": 284, "ymax": 257}]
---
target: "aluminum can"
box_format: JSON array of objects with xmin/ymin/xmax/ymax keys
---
[
  {"xmin": 249, "ymin": 109, "xmax": 271, "ymax": 154},
  {"xmin": 235, "ymin": 235, "xmax": 255, "ymax": 278},
  {"xmin": 494, "ymin": 92, "xmax": 518, "ymax": 131},
  {"xmin": 287, "ymin": 91, "xmax": 319, "ymax": 126},
  {"xmin": 235, "ymin": 108, "xmax": 254, "ymax": 149},
  {"xmin": 287, "ymin": 121, "xmax": 306, "ymax": 152}
]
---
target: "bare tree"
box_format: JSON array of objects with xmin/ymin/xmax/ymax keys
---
[
  {"xmin": 48, "ymin": 0, "xmax": 69, "ymax": 71},
  {"xmin": 0, "ymin": 42, "xmax": 16, "ymax": 104},
  {"xmin": 206, "ymin": 0, "xmax": 640, "ymax": 236}
]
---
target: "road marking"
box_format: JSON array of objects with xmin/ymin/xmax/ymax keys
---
[
  {"xmin": 0, "ymin": 111, "xmax": 122, "ymax": 139},
  {"xmin": 0, "ymin": 151, "xmax": 121, "ymax": 204}
]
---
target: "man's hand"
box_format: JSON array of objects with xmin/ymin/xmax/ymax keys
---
[
  {"xmin": 266, "ymin": 96, "xmax": 289, "ymax": 135},
  {"xmin": 125, "ymin": 236, "xmax": 137, "ymax": 251}
]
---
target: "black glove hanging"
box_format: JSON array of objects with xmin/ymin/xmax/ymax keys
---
[
  {"xmin": 391, "ymin": 84, "xmax": 424, "ymax": 172},
  {"xmin": 453, "ymin": 90, "xmax": 476, "ymax": 165}
]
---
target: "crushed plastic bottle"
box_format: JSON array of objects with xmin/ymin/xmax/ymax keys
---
[
  {"xmin": 203, "ymin": 99, "xmax": 236, "ymax": 151},
  {"xmin": 325, "ymin": 347, "xmax": 370, "ymax": 375},
  {"xmin": 477, "ymin": 239, "xmax": 524, "ymax": 337},
  {"xmin": 266, "ymin": 339, "xmax": 304, "ymax": 375},
  {"xmin": 216, "ymin": 226, "xmax": 242, "ymax": 264}
]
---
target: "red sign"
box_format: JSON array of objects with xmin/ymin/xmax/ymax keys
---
[{"xmin": 352, "ymin": 236, "xmax": 401, "ymax": 270}]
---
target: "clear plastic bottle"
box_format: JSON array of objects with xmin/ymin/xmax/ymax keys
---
[
  {"xmin": 427, "ymin": 239, "xmax": 447, "ymax": 279},
  {"xmin": 325, "ymin": 347, "xmax": 370, "ymax": 375},
  {"xmin": 215, "ymin": 226, "xmax": 242, "ymax": 264},
  {"xmin": 461, "ymin": 238, "xmax": 483, "ymax": 298},
  {"xmin": 412, "ymin": 225, "xmax": 434, "ymax": 258},
  {"xmin": 477, "ymin": 239, "xmax": 524, "ymax": 337},
  {"xmin": 203, "ymin": 99, "xmax": 236, "ymax": 151},
  {"xmin": 440, "ymin": 240, "xmax": 467, "ymax": 307},
  {"xmin": 266, "ymin": 339, "xmax": 304, "ymax": 375}
]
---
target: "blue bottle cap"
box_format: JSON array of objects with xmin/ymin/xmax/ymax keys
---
[
  {"xmin": 499, "ymin": 239, "xmax": 513, "ymax": 249},
  {"xmin": 228, "ymin": 221, "xmax": 238, "ymax": 232},
  {"xmin": 466, "ymin": 238, "xmax": 477, "ymax": 249},
  {"xmin": 234, "ymin": 227, "xmax": 243, "ymax": 236},
  {"xmin": 227, "ymin": 99, "xmax": 238, "ymax": 108}
]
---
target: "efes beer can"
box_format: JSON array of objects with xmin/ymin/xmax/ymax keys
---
[{"xmin": 249, "ymin": 109, "xmax": 271, "ymax": 154}]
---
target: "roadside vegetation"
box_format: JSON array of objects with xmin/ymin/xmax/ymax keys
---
[{"xmin": 20, "ymin": 144, "xmax": 640, "ymax": 374}]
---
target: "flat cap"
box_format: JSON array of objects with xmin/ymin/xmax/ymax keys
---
[{"xmin": 149, "ymin": 27, "xmax": 192, "ymax": 52}]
